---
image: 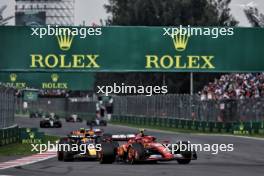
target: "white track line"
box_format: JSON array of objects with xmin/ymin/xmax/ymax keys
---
[{"xmin": 0, "ymin": 150, "xmax": 57, "ymax": 170}]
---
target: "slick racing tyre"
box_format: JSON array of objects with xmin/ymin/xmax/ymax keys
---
[
  {"xmin": 127, "ymin": 143, "xmax": 145, "ymax": 164},
  {"xmin": 57, "ymin": 151, "xmax": 64, "ymax": 161},
  {"xmin": 100, "ymin": 120, "xmax": 107, "ymax": 126},
  {"xmin": 77, "ymin": 118, "xmax": 83, "ymax": 122},
  {"xmin": 62, "ymin": 143, "xmax": 74, "ymax": 162},
  {"xmin": 57, "ymin": 138, "xmax": 68, "ymax": 161},
  {"xmin": 87, "ymin": 120, "xmax": 96, "ymax": 126},
  {"xmin": 55, "ymin": 123, "xmax": 62, "ymax": 128},
  {"xmin": 176, "ymin": 141, "xmax": 192, "ymax": 164},
  {"xmin": 63, "ymin": 151, "xmax": 74, "ymax": 162},
  {"xmin": 99, "ymin": 142, "xmax": 116, "ymax": 164},
  {"xmin": 44, "ymin": 123, "xmax": 50, "ymax": 128}
]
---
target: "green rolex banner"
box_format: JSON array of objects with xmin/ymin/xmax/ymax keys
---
[
  {"xmin": 0, "ymin": 72, "xmax": 95, "ymax": 90},
  {"xmin": 23, "ymin": 90, "xmax": 38, "ymax": 101},
  {"xmin": 0, "ymin": 26, "xmax": 264, "ymax": 72}
]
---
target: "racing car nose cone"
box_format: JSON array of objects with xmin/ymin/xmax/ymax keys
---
[
  {"xmin": 174, "ymin": 154, "xmax": 184, "ymax": 159},
  {"xmin": 149, "ymin": 154, "xmax": 163, "ymax": 159}
]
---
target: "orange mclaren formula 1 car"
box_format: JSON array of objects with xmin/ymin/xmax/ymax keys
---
[
  {"xmin": 98, "ymin": 130, "xmax": 197, "ymax": 164},
  {"xmin": 70, "ymin": 127, "xmax": 104, "ymax": 136},
  {"xmin": 57, "ymin": 127, "xmax": 107, "ymax": 161}
]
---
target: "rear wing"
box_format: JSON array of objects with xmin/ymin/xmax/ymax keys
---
[
  {"xmin": 68, "ymin": 135, "xmax": 85, "ymax": 139},
  {"xmin": 93, "ymin": 128, "xmax": 104, "ymax": 134},
  {"xmin": 111, "ymin": 134, "xmax": 136, "ymax": 141}
]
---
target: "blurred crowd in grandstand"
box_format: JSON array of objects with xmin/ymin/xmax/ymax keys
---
[{"xmin": 200, "ymin": 73, "xmax": 264, "ymax": 100}]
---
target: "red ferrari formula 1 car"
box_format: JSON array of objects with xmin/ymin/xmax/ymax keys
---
[{"xmin": 98, "ymin": 130, "xmax": 197, "ymax": 164}]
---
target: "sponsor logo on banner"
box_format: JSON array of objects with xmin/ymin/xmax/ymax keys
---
[
  {"xmin": 233, "ymin": 122, "xmax": 249, "ymax": 135},
  {"xmin": 30, "ymin": 33, "xmax": 100, "ymax": 69},
  {"xmin": 21, "ymin": 128, "xmax": 43, "ymax": 144},
  {"xmin": 42, "ymin": 73, "xmax": 68, "ymax": 89},
  {"xmin": 145, "ymin": 33, "xmax": 215, "ymax": 70},
  {"xmin": 5, "ymin": 73, "xmax": 27, "ymax": 89}
]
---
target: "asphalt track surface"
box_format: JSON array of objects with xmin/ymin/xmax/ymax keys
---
[{"xmin": 1, "ymin": 116, "xmax": 264, "ymax": 176}]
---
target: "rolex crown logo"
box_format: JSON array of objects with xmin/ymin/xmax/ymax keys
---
[
  {"xmin": 51, "ymin": 74, "xmax": 59, "ymax": 82},
  {"xmin": 10, "ymin": 73, "xmax": 17, "ymax": 82},
  {"xmin": 29, "ymin": 132, "xmax": 35, "ymax": 139},
  {"xmin": 171, "ymin": 32, "xmax": 190, "ymax": 52},
  {"xmin": 239, "ymin": 123, "xmax": 244, "ymax": 131},
  {"xmin": 57, "ymin": 34, "xmax": 74, "ymax": 51},
  {"xmin": 28, "ymin": 92, "xmax": 33, "ymax": 99}
]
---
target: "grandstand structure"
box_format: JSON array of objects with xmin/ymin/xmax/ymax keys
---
[
  {"xmin": 0, "ymin": 5, "xmax": 13, "ymax": 25},
  {"xmin": 15, "ymin": 0, "xmax": 75, "ymax": 26}
]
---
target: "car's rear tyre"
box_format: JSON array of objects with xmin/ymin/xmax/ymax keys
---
[
  {"xmin": 148, "ymin": 160, "xmax": 158, "ymax": 164},
  {"xmin": 57, "ymin": 139, "xmax": 67, "ymax": 161},
  {"xmin": 63, "ymin": 151, "xmax": 74, "ymax": 162},
  {"xmin": 176, "ymin": 141, "xmax": 192, "ymax": 165},
  {"xmin": 127, "ymin": 143, "xmax": 145, "ymax": 164},
  {"xmin": 87, "ymin": 120, "xmax": 92, "ymax": 126},
  {"xmin": 57, "ymin": 151, "xmax": 64, "ymax": 161},
  {"xmin": 100, "ymin": 120, "xmax": 107, "ymax": 126},
  {"xmin": 99, "ymin": 142, "xmax": 116, "ymax": 164},
  {"xmin": 56, "ymin": 123, "xmax": 62, "ymax": 128},
  {"xmin": 177, "ymin": 159, "xmax": 191, "ymax": 164}
]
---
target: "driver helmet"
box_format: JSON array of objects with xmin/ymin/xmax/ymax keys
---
[
  {"xmin": 80, "ymin": 128, "xmax": 85, "ymax": 134},
  {"xmin": 139, "ymin": 128, "xmax": 145, "ymax": 137}
]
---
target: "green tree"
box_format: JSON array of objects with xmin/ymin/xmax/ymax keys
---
[
  {"xmin": 243, "ymin": 3, "xmax": 264, "ymax": 27},
  {"xmin": 104, "ymin": 0, "xmax": 237, "ymax": 26}
]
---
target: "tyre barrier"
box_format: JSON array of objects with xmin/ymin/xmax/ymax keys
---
[
  {"xmin": 0, "ymin": 125, "xmax": 19, "ymax": 146},
  {"xmin": 112, "ymin": 115, "xmax": 264, "ymax": 135},
  {"xmin": 0, "ymin": 126, "xmax": 46, "ymax": 146}
]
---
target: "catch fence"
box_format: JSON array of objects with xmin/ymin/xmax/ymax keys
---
[
  {"xmin": 113, "ymin": 94, "xmax": 264, "ymax": 122},
  {"xmin": 16, "ymin": 97, "xmax": 96, "ymax": 119},
  {"xmin": 0, "ymin": 85, "xmax": 17, "ymax": 146},
  {"xmin": 0, "ymin": 85, "xmax": 16, "ymax": 128}
]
